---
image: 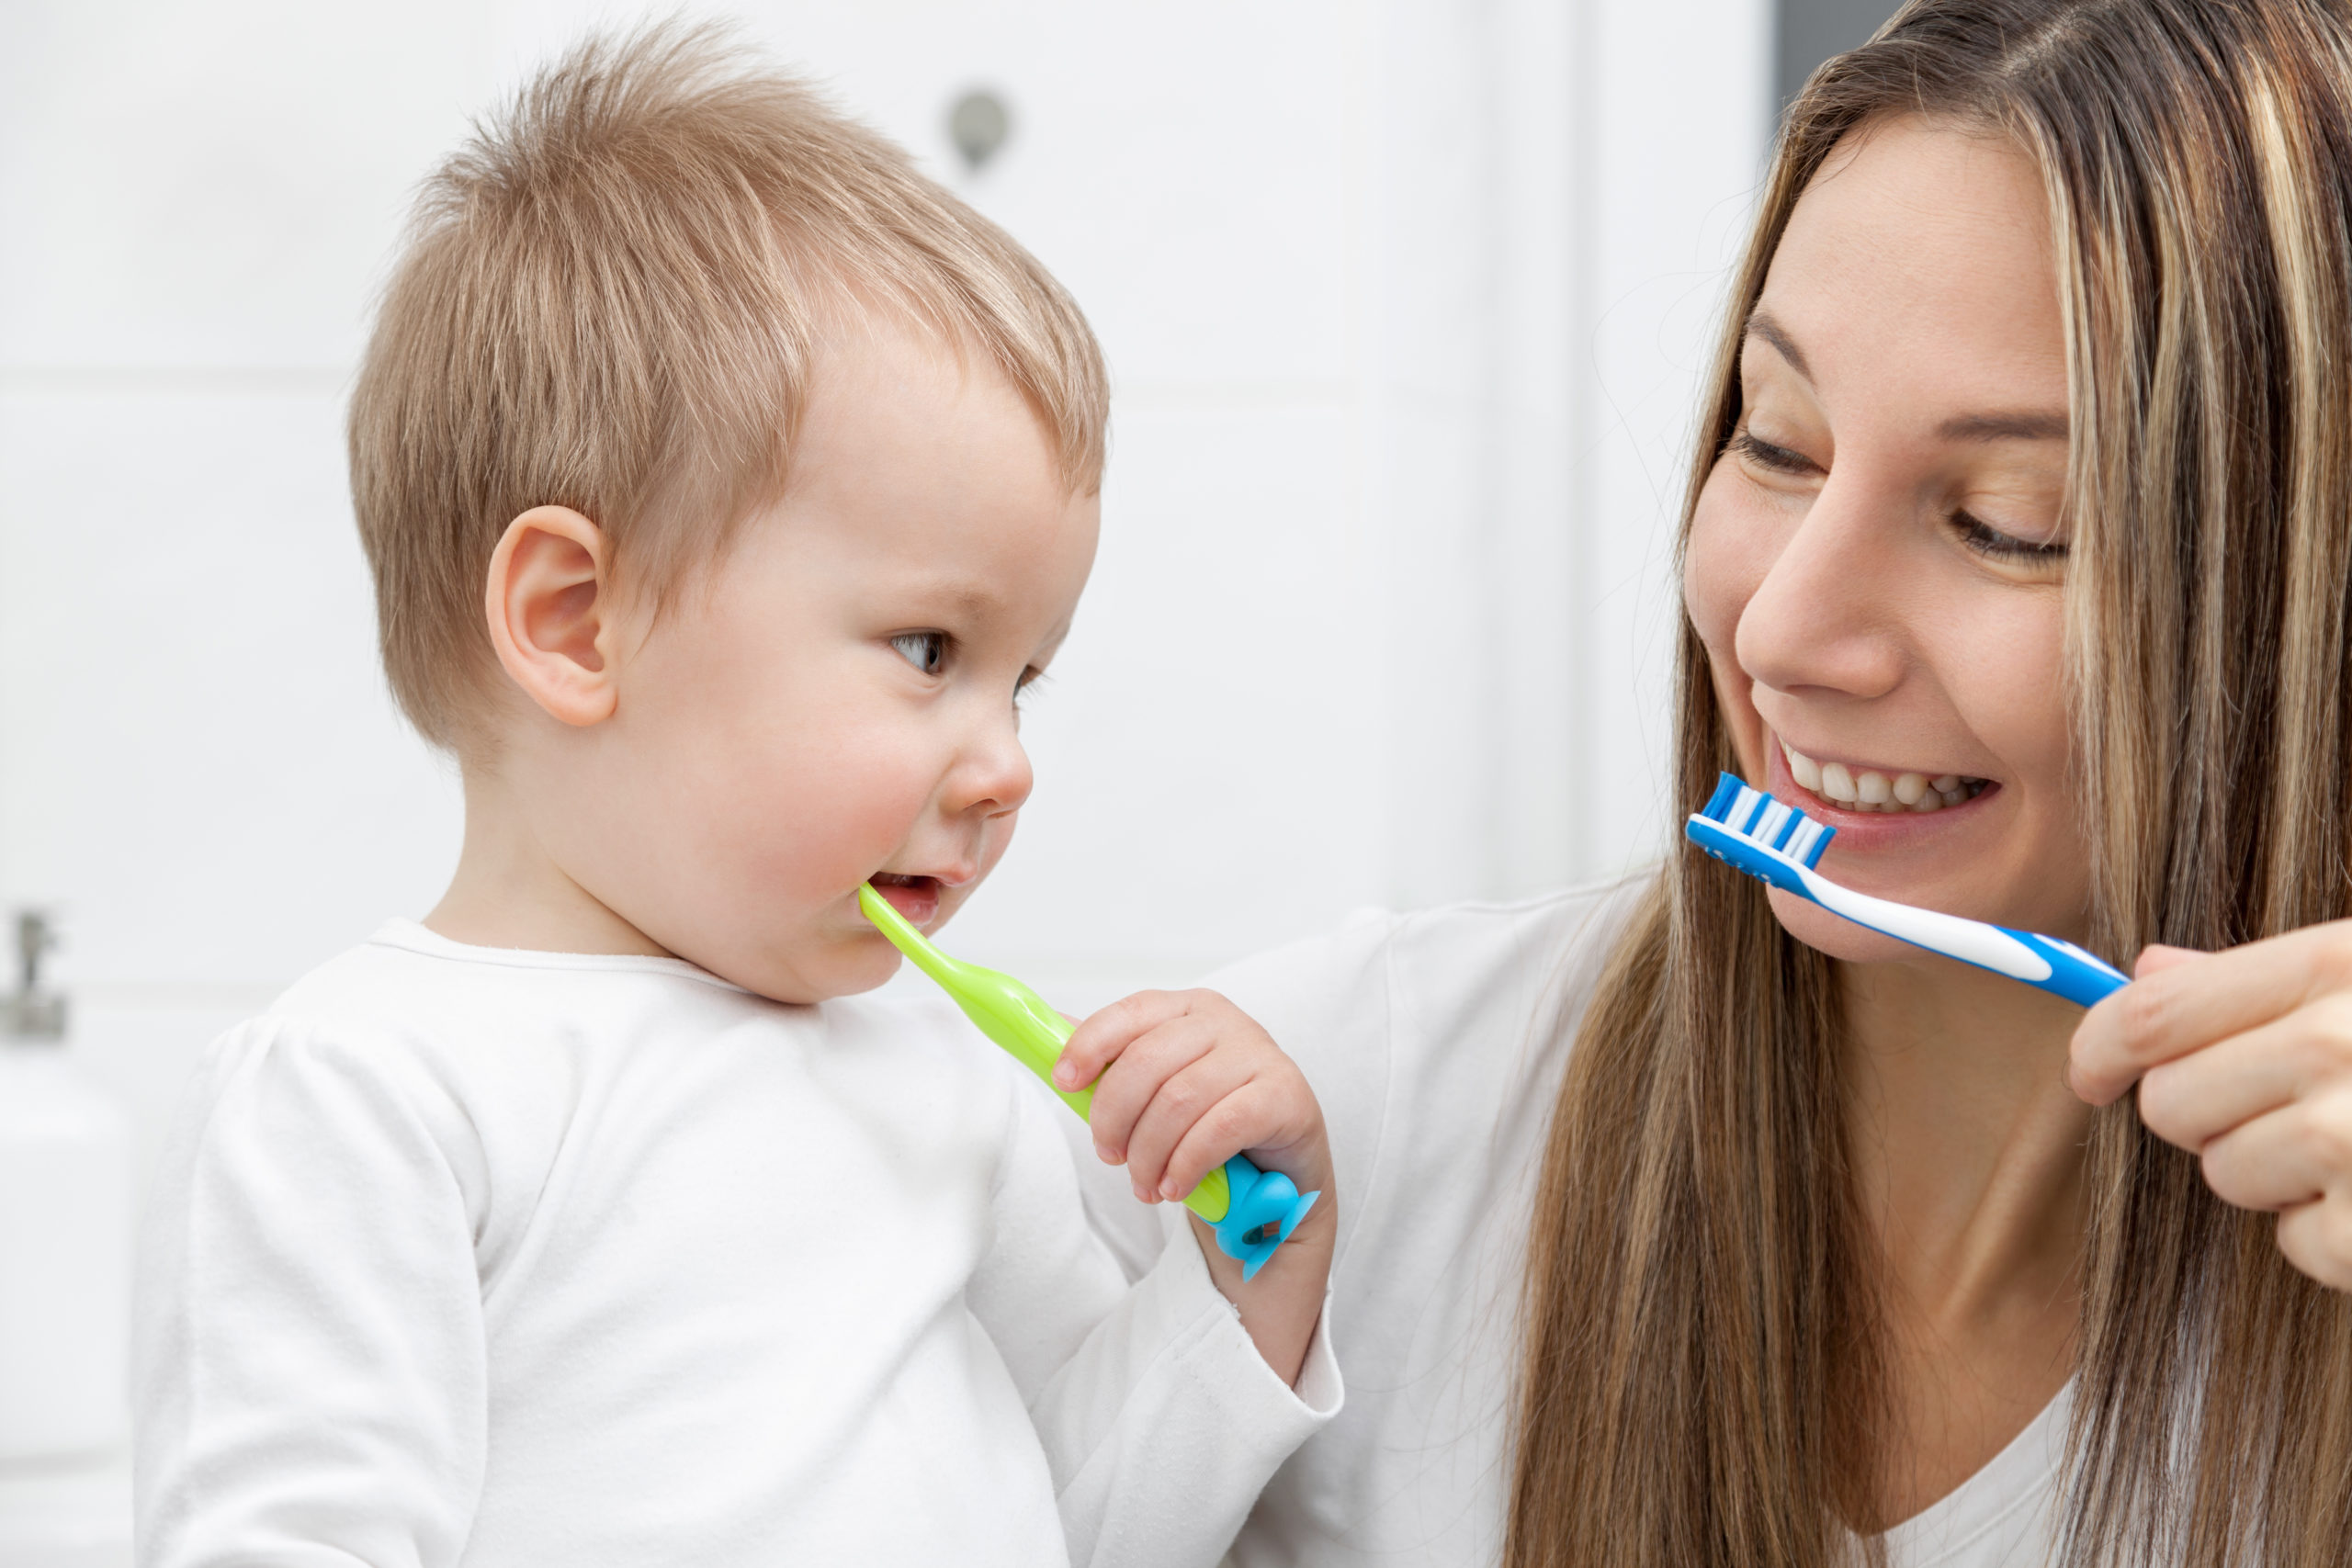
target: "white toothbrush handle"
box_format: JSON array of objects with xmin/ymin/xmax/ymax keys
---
[{"xmin": 1791, "ymin": 864, "xmax": 2056, "ymax": 982}]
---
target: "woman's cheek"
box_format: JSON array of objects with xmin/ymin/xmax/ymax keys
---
[
  {"xmin": 1959, "ymin": 590, "xmax": 2087, "ymax": 931},
  {"xmin": 1683, "ymin": 463, "xmax": 1770, "ymax": 650},
  {"xmin": 1683, "ymin": 462, "xmax": 1774, "ymax": 764}
]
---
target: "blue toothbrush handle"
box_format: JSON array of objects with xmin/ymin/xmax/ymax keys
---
[
  {"xmin": 1204, "ymin": 1155, "xmax": 1321, "ymax": 1283},
  {"xmin": 2004, "ymin": 930, "xmax": 2131, "ymax": 1007}
]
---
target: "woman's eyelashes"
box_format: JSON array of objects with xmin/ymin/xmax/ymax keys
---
[
  {"xmin": 1951, "ymin": 509, "xmax": 2067, "ymax": 567},
  {"xmin": 1730, "ymin": 429, "xmax": 1821, "ymax": 477},
  {"xmin": 1734, "ymin": 428, "xmax": 2066, "ymax": 569},
  {"xmin": 890, "ymin": 630, "xmax": 948, "ymax": 675}
]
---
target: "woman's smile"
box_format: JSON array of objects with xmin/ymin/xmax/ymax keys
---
[
  {"xmin": 1771, "ymin": 733, "xmax": 1993, "ymax": 817},
  {"xmin": 1759, "ymin": 725, "xmax": 2007, "ymax": 874}
]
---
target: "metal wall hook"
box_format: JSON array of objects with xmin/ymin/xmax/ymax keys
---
[
  {"xmin": 947, "ymin": 88, "xmax": 1012, "ymax": 174},
  {"xmin": 7, "ymin": 909, "xmax": 65, "ymax": 1041}
]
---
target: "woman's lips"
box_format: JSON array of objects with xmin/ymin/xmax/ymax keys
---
[{"xmin": 868, "ymin": 874, "xmax": 942, "ymax": 925}]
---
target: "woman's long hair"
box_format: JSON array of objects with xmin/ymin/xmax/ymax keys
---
[{"xmin": 1507, "ymin": 2, "xmax": 2352, "ymax": 1563}]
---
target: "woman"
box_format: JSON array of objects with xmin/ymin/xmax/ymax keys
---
[{"xmin": 1068, "ymin": 2, "xmax": 2352, "ymax": 1562}]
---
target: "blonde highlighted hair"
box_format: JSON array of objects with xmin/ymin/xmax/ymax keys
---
[
  {"xmin": 348, "ymin": 22, "xmax": 1107, "ymax": 750},
  {"xmin": 1510, "ymin": 1, "xmax": 2352, "ymax": 1564}
]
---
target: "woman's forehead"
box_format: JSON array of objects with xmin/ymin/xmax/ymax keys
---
[{"xmin": 1753, "ymin": 119, "xmax": 2066, "ymax": 416}]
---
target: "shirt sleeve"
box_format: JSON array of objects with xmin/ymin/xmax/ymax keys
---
[
  {"xmin": 134, "ymin": 1019, "xmax": 490, "ymax": 1568},
  {"xmin": 965, "ymin": 1062, "xmax": 1343, "ymax": 1568}
]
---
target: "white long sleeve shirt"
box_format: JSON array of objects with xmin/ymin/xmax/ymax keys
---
[
  {"xmin": 134, "ymin": 920, "xmax": 1340, "ymax": 1568},
  {"xmin": 1077, "ymin": 878, "xmax": 2067, "ymax": 1568}
]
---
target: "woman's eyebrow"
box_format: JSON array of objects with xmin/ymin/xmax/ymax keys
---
[
  {"xmin": 1747, "ymin": 308, "xmax": 2066, "ymax": 443},
  {"xmin": 1936, "ymin": 411, "xmax": 2069, "ymax": 441},
  {"xmin": 1744, "ymin": 309, "xmax": 1811, "ymax": 379}
]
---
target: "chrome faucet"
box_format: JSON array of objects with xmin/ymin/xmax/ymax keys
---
[{"xmin": 6, "ymin": 910, "xmax": 65, "ymax": 1041}]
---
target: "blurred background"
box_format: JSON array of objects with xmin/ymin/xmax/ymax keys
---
[{"xmin": 0, "ymin": 0, "xmax": 1899, "ymax": 1559}]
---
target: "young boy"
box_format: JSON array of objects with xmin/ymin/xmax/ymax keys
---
[{"xmin": 132, "ymin": 26, "xmax": 1338, "ymax": 1568}]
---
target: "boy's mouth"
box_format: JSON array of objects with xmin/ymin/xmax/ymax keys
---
[{"xmin": 868, "ymin": 873, "xmax": 943, "ymax": 924}]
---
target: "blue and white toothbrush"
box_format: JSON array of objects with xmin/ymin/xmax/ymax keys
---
[{"xmin": 1685, "ymin": 771, "xmax": 2130, "ymax": 1007}]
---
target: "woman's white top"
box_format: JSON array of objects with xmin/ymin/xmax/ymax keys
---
[
  {"xmin": 1079, "ymin": 878, "xmax": 2068, "ymax": 1568},
  {"xmin": 134, "ymin": 920, "xmax": 1340, "ymax": 1568}
]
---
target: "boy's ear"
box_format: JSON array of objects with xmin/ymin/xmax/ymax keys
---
[{"xmin": 484, "ymin": 505, "xmax": 623, "ymax": 728}]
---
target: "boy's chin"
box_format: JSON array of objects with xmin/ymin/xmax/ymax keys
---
[{"xmin": 692, "ymin": 932, "xmax": 904, "ymax": 1007}]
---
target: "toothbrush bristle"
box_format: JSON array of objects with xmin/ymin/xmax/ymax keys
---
[
  {"xmin": 1702, "ymin": 774, "xmax": 1743, "ymax": 821},
  {"xmin": 1691, "ymin": 772, "xmax": 1837, "ymax": 867}
]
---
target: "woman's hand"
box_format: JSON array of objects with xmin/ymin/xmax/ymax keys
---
[{"xmin": 2070, "ymin": 923, "xmax": 2352, "ymax": 1291}]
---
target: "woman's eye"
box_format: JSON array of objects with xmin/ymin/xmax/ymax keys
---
[
  {"xmin": 1729, "ymin": 430, "xmax": 1820, "ymax": 476},
  {"xmin": 890, "ymin": 631, "xmax": 947, "ymax": 675},
  {"xmin": 1952, "ymin": 510, "xmax": 2068, "ymax": 567},
  {"xmin": 1013, "ymin": 668, "xmax": 1048, "ymax": 708}
]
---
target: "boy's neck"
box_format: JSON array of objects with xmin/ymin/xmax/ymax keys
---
[{"xmin": 424, "ymin": 768, "xmax": 672, "ymax": 958}]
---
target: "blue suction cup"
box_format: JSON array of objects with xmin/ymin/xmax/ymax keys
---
[{"xmin": 1206, "ymin": 1156, "xmax": 1322, "ymax": 1281}]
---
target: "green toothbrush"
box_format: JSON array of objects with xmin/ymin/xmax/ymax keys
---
[{"xmin": 857, "ymin": 883, "xmax": 1318, "ymax": 1280}]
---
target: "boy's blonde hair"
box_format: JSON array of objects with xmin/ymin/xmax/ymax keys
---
[{"xmin": 349, "ymin": 22, "xmax": 1108, "ymax": 751}]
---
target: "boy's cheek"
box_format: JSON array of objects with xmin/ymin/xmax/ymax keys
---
[{"xmin": 726, "ymin": 759, "xmax": 935, "ymax": 909}]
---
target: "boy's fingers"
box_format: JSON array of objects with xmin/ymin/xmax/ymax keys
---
[
  {"xmin": 1081, "ymin": 1015, "xmax": 1218, "ymax": 1168},
  {"xmin": 1158, "ymin": 1085, "xmax": 1293, "ymax": 1203},
  {"xmin": 1054, "ymin": 989, "xmax": 1189, "ymax": 1091},
  {"xmin": 1121, "ymin": 1052, "xmax": 1256, "ymax": 1199}
]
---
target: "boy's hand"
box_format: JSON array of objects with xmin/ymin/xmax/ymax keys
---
[
  {"xmin": 1055, "ymin": 989, "xmax": 1335, "ymax": 1384},
  {"xmin": 1055, "ymin": 988, "xmax": 1332, "ymax": 1208}
]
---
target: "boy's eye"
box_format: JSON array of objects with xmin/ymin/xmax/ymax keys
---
[{"xmin": 891, "ymin": 631, "xmax": 947, "ymax": 675}]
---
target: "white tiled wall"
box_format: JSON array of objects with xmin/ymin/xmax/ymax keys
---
[
  {"xmin": 5, "ymin": 0, "xmax": 1770, "ymax": 1000},
  {"xmin": 1, "ymin": 1, "xmax": 1767, "ymax": 1552}
]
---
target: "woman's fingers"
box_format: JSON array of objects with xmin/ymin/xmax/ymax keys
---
[
  {"xmin": 2275, "ymin": 1198, "xmax": 2352, "ymax": 1292},
  {"xmin": 2087, "ymin": 928, "xmax": 2352, "ymax": 1296},
  {"xmin": 2131, "ymin": 943, "xmax": 2207, "ymax": 978},
  {"xmin": 2069, "ymin": 921, "xmax": 2352, "ymax": 1104},
  {"xmin": 2197, "ymin": 1098, "xmax": 2347, "ymax": 1212},
  {"xmin": 2135, "ymin": 1003, "xmax": 2352, "ymax": 1151}
]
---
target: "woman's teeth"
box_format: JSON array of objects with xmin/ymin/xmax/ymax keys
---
[{"xmin": 1780, "ymin": 740, "xmax": 1987, "ymax": 815}]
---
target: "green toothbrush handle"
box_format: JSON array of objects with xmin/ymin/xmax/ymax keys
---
[
  {"xmin": 856, "ymin": 884, "xmax": 1318, "ymax": 1275},
  {"xmin": 997, "ymin": 1010, "xmax": 1241, "ymax": 1232}
]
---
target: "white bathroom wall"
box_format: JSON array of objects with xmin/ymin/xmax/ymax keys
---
[{"xmin": 0, "ymin": 0, "xmax": 1771, "ymax": 1182}]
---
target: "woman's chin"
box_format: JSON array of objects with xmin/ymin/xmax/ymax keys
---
[{"xmin": 1766, "ymin": 887, "xmax": 1920, "ymax": 964}]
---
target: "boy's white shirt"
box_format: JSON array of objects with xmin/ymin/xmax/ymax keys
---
[{"xmin": 134, "ymin": 919, "xmax": 1340, "ymax": 1568}]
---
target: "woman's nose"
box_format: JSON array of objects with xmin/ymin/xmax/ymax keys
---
[{"xmin": 1733, "ymin": 468, "xmax": 1908, "ymax": 703}]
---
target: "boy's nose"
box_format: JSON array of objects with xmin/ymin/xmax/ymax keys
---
[{"xmin": 944, "ymin": 715, "xmax": 1035, "ymax": 820}]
